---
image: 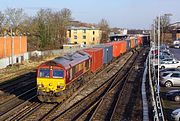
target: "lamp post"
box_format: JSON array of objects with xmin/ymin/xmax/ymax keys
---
[{"xmin": 11, "ymin": 28, "xmax": 14, "ymax": 66}]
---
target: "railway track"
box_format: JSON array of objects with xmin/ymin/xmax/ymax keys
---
[
  {"xmin": 0, "ymin": 50, "xmax": 138, "ymax": 121},
  {"xmin": 0, "ymin": 87, "xmax": 37, "ymax": 120},
  {"xmin": 89, "ymin": 49, "xmax": 147, "ymax": 121},
  {"xmin": 51, "ymin": 49, "xmax": 141, "ymax": 121}
]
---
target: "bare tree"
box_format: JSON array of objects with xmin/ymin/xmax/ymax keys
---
[
  {"xmin": 5, "ymin": 8, "xmax": 26, "ymax": 35},
  {"xmin": 160, "ymin": 14, "xmax": 171, "ymax": 43},
  {"xmin": 98, "ymin": 18, "xmax": 110, "ymax": 43},
  {"xmin": 0, "ymin": 11, "xmax": 5, "ymax": 36}
]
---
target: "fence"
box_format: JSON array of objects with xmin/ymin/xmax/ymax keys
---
[{"xmin": 0, "ymin": 45, "xmax": 93, "ymax": 69}]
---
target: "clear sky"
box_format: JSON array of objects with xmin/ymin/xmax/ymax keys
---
[{"xmin": 0, "ymin": 0, "xmax": 180, "ymax": 29}]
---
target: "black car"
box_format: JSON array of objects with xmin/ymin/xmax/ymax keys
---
[{"xmin": 166, "ymin": 90, "xmax": 180, "ymax": 102}]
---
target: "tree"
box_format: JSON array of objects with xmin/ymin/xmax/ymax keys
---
[
  {"xmin": 160, "ymin": 14, "xmax": 171, "ymax": 43},
  {"xmin": 98, "ymin": 19, "xmax": 110, "ymax": 43},
  {"xmin": 0, "ymin": 11, "xmax": 5, "ymax": 36},
  {"xmin": 58, "ymin": 8, "xmax": 72, "ymax": 44},
  {"xmin": 4, "ymin": 8, "xmax": 26, "ymax": 35}
]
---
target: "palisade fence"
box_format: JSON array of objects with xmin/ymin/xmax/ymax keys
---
[
  {"xmin": 148, "ymin": 48, "xmax": 165, "ymax": 121},
  {"xmin": 0, "ymin": 45, "xmax": 93, "ymax": 69}
]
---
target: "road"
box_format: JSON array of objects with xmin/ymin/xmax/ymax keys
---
[{"xmin": 169, "ymin": 48, "xmax": 180, "ymax": 60}]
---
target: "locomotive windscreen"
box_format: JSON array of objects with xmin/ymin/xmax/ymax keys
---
[
  {"xmin": 53, "ymin": 69, "xmax": 64, "ymax": 78},
  {"xmin": 39, "ymin": 68, "xmax": 50, "ymax": 78}
]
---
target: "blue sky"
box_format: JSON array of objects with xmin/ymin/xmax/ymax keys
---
[{"xmin": 0, "ymin": 0, "xmax": 180, "ymax": 29}]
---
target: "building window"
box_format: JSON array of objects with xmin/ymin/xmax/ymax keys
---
[
  {"xmin": 74, "ymin": 35, "xmax": 77, "ymax": 39},
  {"xmin": 83, "ymin": 35, "xmax": 86, "ymax": 39},
  {"xmin": 16, "ymin": 57, "xmax": 19, "ymax": 63},
  {"xmin": 93, "ymin": 37, "xmax": 95, "ymax": 41},
  {"xmin": 93, "ymin": 31, "xmax": 95, "ymax": 35},
  {"xmin": 74, "ymin": 30, "xmax": 77, "ymax": 34},
  {"xmin": 83, "ymin": 29, "xmax": 86, "ymax": 33}
]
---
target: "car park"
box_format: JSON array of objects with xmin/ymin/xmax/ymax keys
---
[
  {"xmin": 160, "ymin": 71, "xmax": 180, "ymax": 87},
  {"xmin": 160, "ymin": 60, "xmax": 180, "ymax": 69},
  {"xmin": 166, "ymin": 90, "xmax": 180, "ymax": 102},
  {"xmin": 171, "ymin": 108, "xmax": 180, "ymax": 121}
]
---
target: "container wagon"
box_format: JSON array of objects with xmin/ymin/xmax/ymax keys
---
[
  {"xmin": 106, "ymin": 41, "xmax": 121, "ymax": 58},
  {"xmin": 84, "ymin": 48, "xmax": 103, "ymax": 73},
  {"xmin": 93, "ymin": 44, "xmax": 113, "ymax": 64}
]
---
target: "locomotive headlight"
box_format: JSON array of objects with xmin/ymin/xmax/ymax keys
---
[
  {"xmin": 49, "ymin": 83, "xmax": 52, "ymax": 86},
  {"xmin": 37, "ymin": 83, "xmax": 44, "ymax": 88},
  {"xmin": 57, "ymin": 85, "xmax": 64, "ymax": 89},
  {"xmin": 57, "ymin": 82, "xmax": 64, "ymax": 89}
]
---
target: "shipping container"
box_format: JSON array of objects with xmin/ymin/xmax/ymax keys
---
[
  {"xmin": 0, "ymin": 36, "xmax": 27, "ymax": 58},
  {"xmin": 137, "ymin": 36, "xmax": 142, "ymax": 46},
  {"xmin": 126, "ymin": 39, "xmax": 131, "ymax": 51},
  {"xmin": 83, "ymin": 48, "xmax": 103, "ymax": 73},
  {"xmin": 106, "ymin": 41, "xmax": 121, "ymax": 58},
  {"xmin": 93, "ymin": 44, "xmax": 113, "ymax": 64},
  {"xmin": 130, "ymin": 38, "xmax": 135, "ymax": 48},
  {"xmin": 119, "ymin": 41, "xmax": 127, "ymax": 54}
]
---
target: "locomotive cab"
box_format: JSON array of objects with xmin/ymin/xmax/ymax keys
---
[{"xmin": 37, "ymin": 66, "xmax": 66, "ymax": 97}]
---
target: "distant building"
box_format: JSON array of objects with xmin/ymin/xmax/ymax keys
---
[
  {"xmin": 127, "ymin": 29, "xmax": 150, "ymax": 35},
  {"xmin": 109, "ymin": 28, "xmax": 128, "ymax": 41},
  {"xmin": 67, "ymin": 26, "xmax": 102, "ymax": 45},
  {"xmin": 169, "ymin": 22, "xmax": 180, "ymax": 40},
  {"xmin": 0, "ymin": 36, "xmax": 28, "ymax": 68}
]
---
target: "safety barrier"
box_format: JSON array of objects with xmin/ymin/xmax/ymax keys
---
[{"xmin": 148, "ymin": 48, "xmax": 165, "ymax": 121}]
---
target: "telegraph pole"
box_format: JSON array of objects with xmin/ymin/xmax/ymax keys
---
[
  {"xmin": 157, "ymin": 16, "xmax": 161, "ymax": 94},
  {"xmin": 11, "ymin": 28, "xmax": 14, "ymax": 66}
]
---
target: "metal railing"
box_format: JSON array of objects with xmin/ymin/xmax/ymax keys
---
[{"xmin": 148, "ymin": 48, "xmax": 165, "ymax": 121}]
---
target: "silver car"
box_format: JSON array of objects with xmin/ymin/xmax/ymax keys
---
[
  {"xmin": 160, "ymin": 68, "xmax": 180, "ymax": 77},
  {"xmin": 160, "ymin": 71, "xmax": 180, "ymax": 87}
]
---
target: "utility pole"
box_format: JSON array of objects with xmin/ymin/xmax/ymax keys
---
[
  {"xmin": 11, "ymin": 28, "xmax": 14, "ymax": 66},
  {"xmin": 4, "ymin": 36, "xmax": 6, "ymax": 58},
  {"xmin": 157, "ymin": 16, "xmax": 161, "ymax": 94}
]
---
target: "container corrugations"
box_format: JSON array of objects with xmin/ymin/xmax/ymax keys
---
[
  {"xmin": 119, "ymin": 41, "xmax": 127, "ymax": 54},
  {"xmin": 0, "ymin": 36, "xmax": 27, "ymax": 58},
  {"xmin": 93, "ymin": 44, "xmax": 113, "ymax": 64},
  {"xmin": 83, "ymin": 48, "xmax": 103, "ymax": 73},
  {"xmin": 106, "ymin": 42, "xmax": 121, "ymax": 58},
  {"xmin": 137, "ymin": 36, "xmax": 142, "ymax": 46},
  {"xmin": 130, "ymin": 38, "xmax": 135, "ymax": 48}
]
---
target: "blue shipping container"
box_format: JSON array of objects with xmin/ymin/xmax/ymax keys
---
[
  {"xmin": 126, "ymin": 39, "xmax": 131, "ymax": 50},
  {"xmin": 93, "ymin": 44, "xmax": 113, "ymax": 64}
]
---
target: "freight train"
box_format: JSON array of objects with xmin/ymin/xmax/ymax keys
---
[{"xmin": 36, "ymin": 36, "xmax": 149, "ymax": 102}]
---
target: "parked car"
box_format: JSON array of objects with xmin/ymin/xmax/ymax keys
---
[
  {"xmin": 174, "ymin": 44, "xmax": 180, "ymax": 49},
  {"xmin": 160, "ymin": 60, "xmax": 180, "ymax": 69},
  {"xmin": 161, "ymin": 58, "xmax": 176, "ymax": 63},
  {"xmin": 160, "ymin": 68, "xmax": 180, "ymax": 73},
  {"xmin": 160, "ymin": 71, "xmax": 180, "ymax": 87},
  {"xmin": 171, "ymin": 108, "xmax": 180, "ymax": 121},
  {"xmin": 166, "ymin": 90, "xmax": 180, "ymax": 102},
  {"xmin": 160, "ymin": 68, "xmax": 180, "ymax": 76}
]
